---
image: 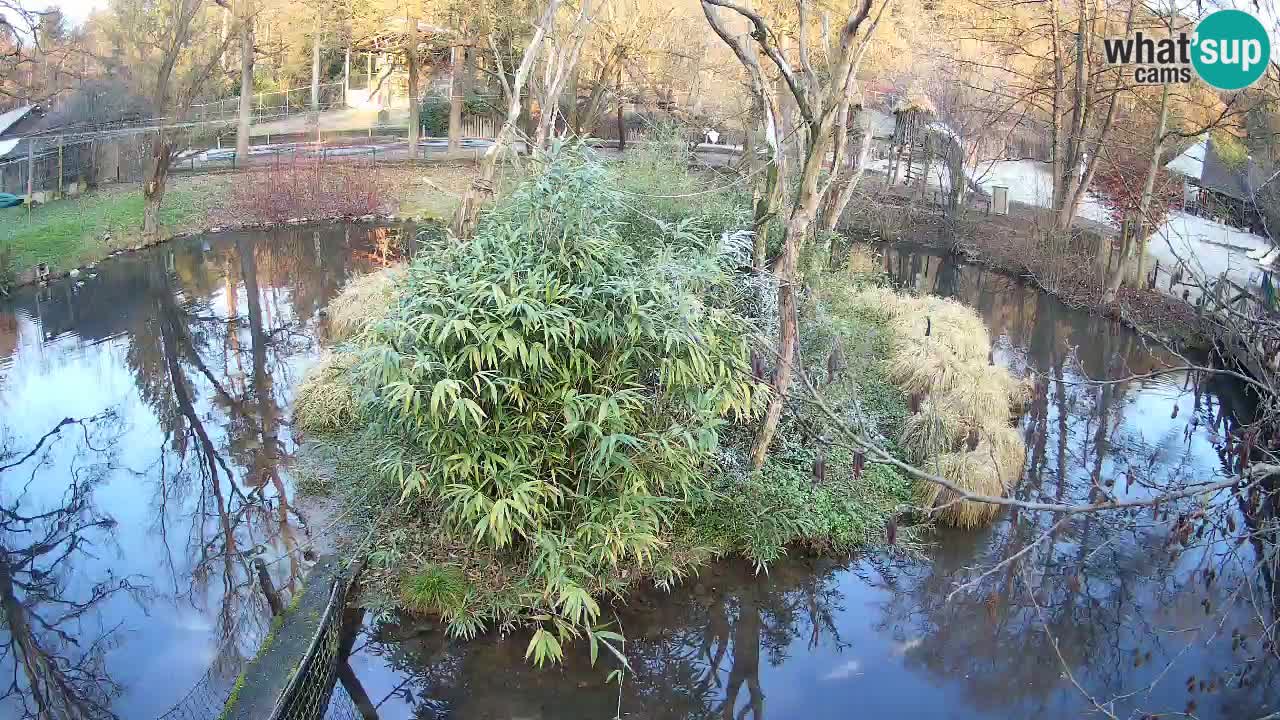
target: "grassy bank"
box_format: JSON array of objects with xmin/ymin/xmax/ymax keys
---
[
  {"xmin": 0, "ymin": 180, "xmax": 224, "ymax": 279},
  {"xmin": 0, "ymin": 162, "xmax": 479, "ymax": 292}
]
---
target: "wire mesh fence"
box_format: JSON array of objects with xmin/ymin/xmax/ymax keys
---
[{"xmin": 268, "ymin": 568, "xmax": 358, "ymax": 720}]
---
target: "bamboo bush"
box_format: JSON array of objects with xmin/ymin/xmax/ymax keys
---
[{"xmin": 305, "ymin": 147, "xmax": 766, "ymax": 660}]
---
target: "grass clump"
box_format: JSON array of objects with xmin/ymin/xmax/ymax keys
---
[
  {"xmin": 325, "ymin": 267, "xmax": 403, "ymax": 342},
  {"xmin": 402, "ymin": 565, "xmax": 472, "ymax": 616},
  {"xmin": 293, "ymin": 353, "xmax": 360, "ymax": 432},
  {"xmin": 843, "ymin": 248, "xmax": 1029, "ymax": 528}
]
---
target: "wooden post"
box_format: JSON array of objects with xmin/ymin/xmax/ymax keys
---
[
  {"xmin": 26, "ymin": 141, "xmax": 35, "ymax": 205},
  {"xmin": 253, "ymin": 558, "xmax": 284, "ymax": 616},
  {"xmin": 343, "ymin": 46, "xmax": 351, "ymax": 107},
  {"xmin": 56, "ymin": 138, "xmax": 64, "ymax": 198}
]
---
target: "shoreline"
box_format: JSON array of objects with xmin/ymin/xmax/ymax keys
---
[{"xmin": 4, "ymin": 211, "xmax": 424, "ymax": 291}]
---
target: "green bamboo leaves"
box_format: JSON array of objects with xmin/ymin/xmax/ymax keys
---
[{"xmin": 348, "ymin": 147, "xmax": 765, "ymax": 648}]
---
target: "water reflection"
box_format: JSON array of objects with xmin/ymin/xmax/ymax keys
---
[
  {"xmin": 0, "ymin": 223, "xmax": 414, "ymax": 718},
  {"xmin": 343, "ymin": 243, "xmax": 1275, "ymax": 720}
]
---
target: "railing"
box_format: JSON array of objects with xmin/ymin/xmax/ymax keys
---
[{"xmin": 267, "ymin": 571, "xmax": 356, "ymax": 720}]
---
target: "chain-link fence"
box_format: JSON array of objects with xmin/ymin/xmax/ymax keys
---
[
  {"xmin": 191, "ymin": 82, "xmax": 348, "ymax": 126},
  {"xmin": 268, "ymin": 568, "xmax": 358, "ymax": 720}
]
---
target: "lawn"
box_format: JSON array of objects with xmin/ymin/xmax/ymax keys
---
[
  {"xmin": 0, "ymin": 181, "xmax": 225, "ymax": 277},
  {"xmin": 0, "ymin": 162, "xmax": 477, "ymax": 290}
]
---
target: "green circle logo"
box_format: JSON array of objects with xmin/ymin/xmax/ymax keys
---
[{"xmin": 1192, "ymin": 9, "xmax": 1271, "ymax": 90}]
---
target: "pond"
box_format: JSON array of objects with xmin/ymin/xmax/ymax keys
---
[
  {"xmin": 0, "ymin": 222, "xmax": 413, "ymax": 719},
  {"xmin": 0, "ymin": 231, "xmax": 1274, "ymax": 719}
]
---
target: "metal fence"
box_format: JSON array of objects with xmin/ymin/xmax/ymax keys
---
[
  {"xmin": 191, "ymin": 82, "xmax": 348, "ymax": 126},
  {"xmin": 267, "ymin": 563, "xmax": 361, "ymax": 720}
]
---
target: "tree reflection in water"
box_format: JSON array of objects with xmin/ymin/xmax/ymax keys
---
[
  {"xmin": 342, "ymin": 243, "xmax": 1275, "ymax": 720},
  {"xmin": 0, "ymin": 222, "xmax": 417, "ymax": 718},
  {"xmin": 0, "ymin": 412, "xmax": 144, "ymax": 719}
]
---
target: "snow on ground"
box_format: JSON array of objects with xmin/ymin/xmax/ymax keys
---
[
  {"xmin": 969, "ymin": 159, "xmax": 1112, "ymax": 224},
  {"xmin": 870, "ymin": 155, "xmax": 1276, "ymax": 298},
  {"xmin": 1146, "ymin": 212, "xmax": 1272, "ymax": 297},
  {"xmin": 971, "ymin": 160, "xmax": 1276, "ymax": 296}
]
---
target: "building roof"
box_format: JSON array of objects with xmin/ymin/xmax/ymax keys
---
[
  {"xmin": 1166, "ymin": 136, "xmax": 1268, "ymax": 202},
  {"xmin": 0, "ymin": 105, "xmax": 33, "ymax": 137},
  {"xmin": 1165, "ymin": 138, "xmax": 1205, "ymax": 179}
]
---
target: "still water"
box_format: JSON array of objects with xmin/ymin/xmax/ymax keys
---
[
  {"xmin": 0, "ymin": 223, "xmax": 411, "ymax": 719},
  {"xmin": 0, "ymin": 232, "xmax": 1274, "ymax": 719}
]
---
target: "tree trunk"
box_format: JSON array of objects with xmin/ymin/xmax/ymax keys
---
[
  {"xmin": 615, "ymin": 64, "xmax": 624, "ymax": 150},
  {"xmin": 406, "ymin": 10, "xmax": 420, "ymax": 158},
  {"xmin": 1102, "ymin": 82, "xmax": 1169, "ymax": 304},
  {"xmin": 235, "ymin": 4, "xmax": 254, "ymax": 163},
  {"xmin": 448, "ymin": 45, "xmax": 464, "ymax": 151},
  {"xmin": 310, "ymin": 12, "xmax": 321, "ymax": 113},
  {"xmin": 944, "ymin": 137, "xmax": 964, "ymax": 216},
  {"xmin": 753, "ymin": 163, "xmax": 781, "ymax": 268},
  {"xmin": 750, "ymin": 133, "xmax": 828, "ymax": 468},
  {"xmin": 819, "ymin": 126, "xmax": 871, "ymax": 232},
  {"xmin": 1047, "ymin": 0, "xmax": 1067, "ymax": 217},
  {"xmin": 143, "ymin": 135, "xmax": 172, "ymax": 240},
  {"xmin": 310, "ymin": 11, "xmax": 321, "ymax": 141},
  {"xmin": 453, "ymin": 0, "xmax": 562, "ymax": 239},
  {"xmin": 750, "ymin": 210, "xmax": 805, "ymax": 468},
  {"xmin": 343, "ymin": 46, "xmax": 350, "ymax": 105},
  {"xmin": 1133, "ymin": 85, "xmax": 1170, "ymax": 285},
  {"xmin": 566, "ymin": 64, "xmax": 580, "ymax": 134}
]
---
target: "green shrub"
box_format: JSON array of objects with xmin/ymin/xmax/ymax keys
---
[
  {"xmin": 345, "ymin": 147, "xmax": 765, "ymax": 642},
  {"xmin": 613, "ymin": 124, "xmax": 750, "ymax": 250},
  {"xmin": 420, "ymin": 93, "xmax": 499, "ymax": 137}
]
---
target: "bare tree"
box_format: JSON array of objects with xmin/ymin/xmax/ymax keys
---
[
  {"xmin": 701, "ymin": 0, "xmax": 894, "ymax": 468},
  {"xmin": 107, "ymin": 0, "xmax": 235, "ymax": 238},
  {"xmin": 532, "ymin": 0, "xmax": 597, "ymax": 149},
  {"xmin": 235, "ymin": 0, "xmax": 255, "ymax": 163},
  {"xmin": 451, "ymin": 0, "xmax": 562, "ymax": 239}
]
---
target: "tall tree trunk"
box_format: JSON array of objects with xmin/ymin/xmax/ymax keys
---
[
  {"xmin": 1047, "ymin": 0, "xmax": 1066, "ymax": 217},
  {"xmin": 566, "ymin": 64, "xmax": 580, "ymax": 134},
  {"xmin": 448, "ymin": 45, "xmax": 464, "ymax": 151},
  {"xmin": 406, "ymin": 8, "xmax": 420, "ymax": 158},
  {"xmin": 750, "ymin": 132, "xmax": 829, "ymax": 468},
  {"xmin": 311, "ymin": 11, "xmax": 321, "ymax": 109},
  {"xmin": 343, "ymin": 46, "xmax": 350, "ymax": 105},
  {"xmin": 616, "ymin": 65, "xmax": 625, "ymax": 151},
  {"xmin": 453, "ymin": 0, "xmax": 562, "ymax": 239},
  {"xmin": 818, "ymin": 125, "xmax": 870, "ymax": 232},
  {"xmin": 235, "ymin": 2, "xmax": 254, "ymax": 163},
  {"xmin": 1103, "ymin": 82, "xmax": 1169, "ymax": 304},
  {"xmin": 143, "ymin": 134, "xmax": 172, "ymax": 240}
]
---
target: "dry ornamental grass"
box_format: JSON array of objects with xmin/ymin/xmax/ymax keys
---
[{"xmin": 846, "ymin": 252, "xmax": 1030, "ymax": 527}]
